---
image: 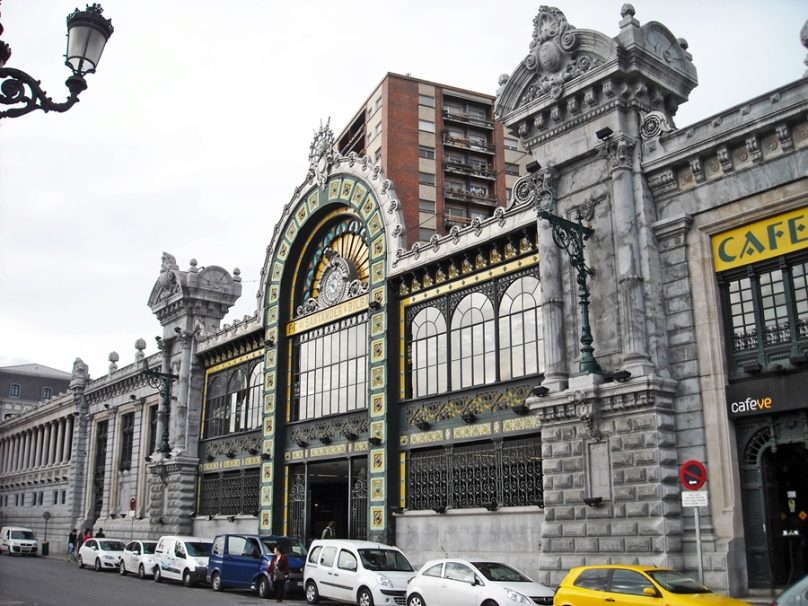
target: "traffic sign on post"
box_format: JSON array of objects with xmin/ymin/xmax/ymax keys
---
[{"xmin": 680, "ymin": 459, "xmax": 707, "ymax": 491}]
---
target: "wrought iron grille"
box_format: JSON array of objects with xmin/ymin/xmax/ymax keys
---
[
  {"xmin": 198, "ymin": 468, "xmax": 260, "ymax": 516},
  {"xmin": 350, "ymin": 471, "xmax": 368, "ymax": 540},
  {"xmin": 288, "ymin": 472, "xmax": 306, "ymax": 539},
  {"xmin": 407, "ymin": 436, "xmax": 542, "ymax": 510}
]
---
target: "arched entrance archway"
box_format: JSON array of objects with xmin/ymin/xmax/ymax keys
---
[{"xmin": 739, "ymin": 415, "xmax": 808, "ymax": 587}]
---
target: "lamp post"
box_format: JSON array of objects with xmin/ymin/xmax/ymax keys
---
[
  {"xmin": 0, "ymin": 2, "xmax": 113, "ymax": 119},
  {"xmin": 143, "ymin": 364, "xmax": 178, "ymax": 456},
  {"xmin": 538, "ymin": 210, "xmax": 602, "ymax": 374}
]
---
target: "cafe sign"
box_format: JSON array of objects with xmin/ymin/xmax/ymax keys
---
[
  {"xmin": 712, "ymin": 207, "xmax": 808, "ymax": 272},
  {"xmin": 726, "ymin": 373, "xmax": 808, "ymax": 419}
]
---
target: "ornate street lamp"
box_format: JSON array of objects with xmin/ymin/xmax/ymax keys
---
[
  {"xmin": 538, "ymin": 210, "xmax": 603, "ymax": 374},
  {"xmin": 143, "ymin": 363, "xmax": 178, "ymax": 456},
  {"xmin": 0, "ymin": 2, "xmax": 113, "ymax": 119}
]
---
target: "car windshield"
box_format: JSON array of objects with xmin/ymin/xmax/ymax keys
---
[
  {"xmin": 358, "ymin": 549, "xmax": 413, "ymax": 572},
  {"xmin": 647, "ymin": 570, "xmax": 710, "ymax": 594},
  {"xmin": 100, "ymin": 541, "xmax": 126, "ymax": 551},
  {"xmin": 10, "ymin": 531, "xmax": 35, "ymax": 540},
  {"xmin": 260, "ymin": 538, "xmax": 306, "ymax": 557},
  {"xmin": 186, "ymin": 542, "xmax": 212, "ymax": 557},
  {"xmin": 142, "ymin": 542, "xmax": 157, "ymax": 554},
  {"xmin": 471, "ymin": 562, "xmax": 532, "ymax": 583}
]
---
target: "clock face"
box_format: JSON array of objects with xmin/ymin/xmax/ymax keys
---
[{"xmin": 320, "ymin": 266, "xmax": 346, "ymax": 306}]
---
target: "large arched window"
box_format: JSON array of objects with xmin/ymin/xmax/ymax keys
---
[
  {"xmin": 411, "ymin": 306, "xmax": 447, "ymax": 397},
  {"xmin": 248, "ymin": 361, "xmax": 264, "ymax": 430},
  {"xmin": 205, "ymin": 375, "xmax": 228, "ymax": 438},
  {"xmin": 227, "ymin": 369, "xmax": 248, "ymax": 434},
  {"xmin": 204, "ymin": 359, "xmax": 263, "ymax": 438},
  {"xmin": 450, "ymin": 292, "xmax": 496, "ymax": 389},
  {"xmin": 499, "ymin": 276, "xmax": 544, "ymax": 380}
]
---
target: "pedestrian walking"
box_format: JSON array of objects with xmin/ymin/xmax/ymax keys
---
[{"xmin": 268, "ymin": 545, "xmax": 289, "ymax": 602}]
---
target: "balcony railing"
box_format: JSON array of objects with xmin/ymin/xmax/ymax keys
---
[
  {"xmin": 444, "ymin": 159, "xmax": 496, "ymax": 180},
  {"xmin": 444, "ymin": 186, "xmax": 496, "ymax": 205},
  {"xmin": 443, "ymin": 134, "xmax": 495, "ymax": 154},
  {"xmin": 443, "ymin": 109, "xmax": 494, "ymax": 129}
]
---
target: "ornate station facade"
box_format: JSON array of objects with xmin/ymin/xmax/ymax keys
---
[{"xmin": 2, "ymin": 5, "xmax": 807, "ymax": 594}]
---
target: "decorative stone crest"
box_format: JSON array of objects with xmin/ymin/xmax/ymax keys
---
[
  {"xmin": 307, "ymin": 118, "xmax": 336, "ymax": 189},
  {"xmin": 511, "ymin": 166, "xmax": 557, "ymax": 212},
  {"xmin": 519, "ymin": 6, "xmax": 601, "ymax": 104},
  {"xmin": 296, "ymin": 249, "xmax": 368, "ymax": 318},
  {"xmin": 640, "ymin": 110, "xmax": 673, "ymax": 140}
]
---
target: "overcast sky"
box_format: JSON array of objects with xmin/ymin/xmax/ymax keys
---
[{"xmin": 1, "ymin": 1, "xmax": 805, "ymax": 379}]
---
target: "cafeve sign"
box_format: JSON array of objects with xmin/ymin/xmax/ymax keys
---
[
  {"xmin": 726, "ymin": 374, "xmax": 808, "ymax": 419},
  {"xmin": 712, "ymin": 207, "xmax": 808, "ymax": 272}
]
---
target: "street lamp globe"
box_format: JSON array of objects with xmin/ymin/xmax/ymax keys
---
[{"xmin": 65, "ymin": 3, "xmax": 114, "ymax": 77}]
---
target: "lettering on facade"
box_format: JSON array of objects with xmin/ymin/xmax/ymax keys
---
[
  {"xmin": 286, "ymin": 296, "xmax": 367, "ymax": 336},
  {"xmin": 729, "ymin": 395, "xmax": 774, "ymax": 416},
  {"xmin": 712, "ymin": 208, "xmax": 808, "ymax": 271}
]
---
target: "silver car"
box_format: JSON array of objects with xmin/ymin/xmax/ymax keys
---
[
  {"xmin": 407, "ymin": 559, "xmax": 554, "ymax": 606},
  {"xmin": 119, "ymin": 539, "xmax": 159, "ymax": 579}
]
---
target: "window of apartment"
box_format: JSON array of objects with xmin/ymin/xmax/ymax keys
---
[
  {"xmin": 119, "ymin": 412, "xmax": 134, "ymax": 470},
  {"xmin": 446, "ymin": 206, "xmax": 467, "ymax": 218},
  {"xmin": 418, "ymin": 145, "xmax": 435, "ymax": 160},
  {"xmin": 38, "ymin": 491, "xmax": 44, "ymax": 505},
  {"xmin": 374, "ymin": 148, "xmax": 382, "ymax": 162},
  {"xmin": 467, "ymin": 106, "xmax": 487, "ymax": 120},
  {"xmin": 9, "ymin": 384, "xmax": 20, "ymax": 398},
  {"xmin": 41, "ymin": 387, "xmax": 52, "ymax": 400},
  {"xmin": 505, "ymin": 162, "xmax": 520, "ymax": 176},
  {"xmin": 504, "ymin": 137, "xmax": 519, "ymax": 151},
  {"xmin": 419, "ymin": 228, "xmax": 436, "ymax": 242},
  {"xmin": 419, "ymin": 199, "xmax": 436, "ymax": 213},
  {"xmin": 506, "ymin": 188, "xmax": 513, "ymax": 202},
  {"xmin": 61, "ymin": 490, "xmax": 66, "ymax": 504},
  {"xmin": 419, "ymin": 172, "xmax": 436, "ymax": 186},
  {"xmin": 374, "ymin": 122, "xmax": 382, "ymax": 136},
  {"xmin": 418, "ymin": 120, "xmax": 435, "ymax": 133},
  {"xmin": 52, "ymin": 490, "xmax": 58, "ymax": 505},
  {"xmin": 418, "ymin": 94, "xmax": 435, "ymax": 107},
  {"xmin": 469, "ymin": 209, "xmax": 489, "ymax": 221}
]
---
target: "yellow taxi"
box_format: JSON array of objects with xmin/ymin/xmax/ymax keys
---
[{"xmin": 554, "ymin": 565, "xmax": 751, "ymax": 606}]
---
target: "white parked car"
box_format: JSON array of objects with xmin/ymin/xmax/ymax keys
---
[
  {"xmin": 406, "ymin": 559, "xmax": 554, "ymax": 606},
  {"xmin": 304, "ymin": 539, "xmax": 414, "ymax": 606},
  {"xmin": 0, "ymin": 526, "xmax": 38, "ymax": 556},
  {"xmin": 152, "ymin": 535, "xmax": 212, "ymax": 587},
  {"xmin": 77, "ymin": 538, "xmax": 126, "ymax": 572},
  {"xmin": 119, "ymin": 539, "xmax": 158, "ymax": 579}
]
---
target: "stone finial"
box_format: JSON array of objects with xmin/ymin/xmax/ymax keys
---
[
  {"xmin": 620, "ymin": 4, "xmax": 636, "ymax": 18},
  {"xmin": 108, "ymin": 351, "xmax": 119, "ymax": 373},
  {"xmin": 134, "ymin": 338, "xmax": 146, "ymax": 364},
  {"xmin": 188, "ymin": 258, "xmax": 198, "ymax": 272},
  {"xmin": 802, "ymin": 19, "xmax": 808, "ymax": 76},
  {"xmin": 233, "ymin": 268, "xmax": 242, "ymax": 282},
  {"xmin": 70, "ymin": 357, "xmax": 90, "ymax": 390}
]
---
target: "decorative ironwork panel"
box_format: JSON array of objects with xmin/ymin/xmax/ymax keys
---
[
  {"xmin": 407, "ymin": 436, "xmax": 542, "ymax": 510},
  {"xmin": 408, "ymin": 448, "xmax": 449, "ymax": 510},
  {"xmin": 288, "ymin": 472, "xmax": 306, "ymax": 539},
  {"xmin": 451, "ymin": 443, "xmax": 497, "ymax": 508},
  {"xmin": 350, "ymin": 470, "xmax": 368, "ymax": 540},
  {"xmin": 198, "ymin": 468, "xmax": 260, "ymax": 516},
  {"xmin": 501, "ymin": 437, "xmax": 543, "ymax": 507}
]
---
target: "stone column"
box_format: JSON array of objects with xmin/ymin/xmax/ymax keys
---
[
  {"xmin": 0, "ymin": 438, "xmax": 5, "ymax": 473},
  {"xmin": 48, "ymin": 421, "xmax": 57, "ymax": 465},
  {"xmin": 23, "ymin": 429, "xmax": 32, "ymax": 469},
  {"xmin": 175, "ymin": 330, "xmax": 194, "ymax": 451},
  {"xmin": 13, "ymin": 434, "xmax": 20, "ymax": 471},
  {"xmin": 63, "ymin": 415, "xmax": 74, "ymax": 462},
  {"xmin": 607, "ymin": 135, "xmax": 653, "ymax": 375},
  {"xmin": 43, "ymin": 424, "xmax": 52, "ymax": 466},
  {"xmin": 540, "ymin": 221, "xmax": 568, "ymax": 389},
  {"xmin": 55, "ymin": 418, "xmax": 65, "ymax": 465}
]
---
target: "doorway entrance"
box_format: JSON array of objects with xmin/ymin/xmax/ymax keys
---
[
  {"xmin": 287, "ymin": 457, "xmax": 367, "ymax": 545},
  {"xmin": 739, "ymin": 415, "xmax": 808, "ymax": 588}
]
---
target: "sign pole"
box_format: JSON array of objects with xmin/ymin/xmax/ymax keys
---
[{"xmin": 694, "ymin": 506, "xmax": 703, "ymax": 583}]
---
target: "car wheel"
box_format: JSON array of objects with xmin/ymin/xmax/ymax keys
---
[
  {"xmin": 153, "ymin": 566, "xmax": 162, "ymax": 582},
  {"xmin": 305, "ymin": 580, "xmax": 320, "ymax": 604},
  {"xmin": 258, "ymin": 575, "xmax": 272, "ymax": 599},
  {"xmin": 77, "ymin": 555, "xmax": 84, "ymax": 569},
  {"xmin": 408, "ymin": 593, "xmax": 427, "ymax": 606},
  {"xmin": 94, "ymin": 558, "xmax": 102, "ymax": 572},
  {"xmin": 182, "ymin": 569, "xmax": 194, "ymax": 587},
  {"xmin": 358, "ymin": 587, "xmax": 375, "ymax": 606},
  {"xmin": 119, "ymin": 560, "xmax": 127, "ymax": 576},
  {"xmin": 211, "ymin": 572, "xmax": 222, "ymax": 592},
  {"xmin": 481, "ymin": 601, "xmax": 499, "ymax": 606},
  {"xmin": 138, "ymin": 564, "xmax": 146, "ymax": 579}
]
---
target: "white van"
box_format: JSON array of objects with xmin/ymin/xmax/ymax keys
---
[
  {"xmin": 0, "ymin": 526, "xmax": 38, "ymax": 556},
  {"xmin": 152, "ymin": 535, "xmax": 212, "ymax": 587},
  {"xmin": 304, "ymin": 539, "xmax": 414, "ymax": 606}
]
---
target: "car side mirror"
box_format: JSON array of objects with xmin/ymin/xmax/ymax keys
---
[{"xmin": 643, "ymin": 587, "xmax": 661, "ymax": 598}]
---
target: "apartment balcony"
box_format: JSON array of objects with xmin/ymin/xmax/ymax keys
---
[
  {"xmin": 442, "ymin": 109, "xmax": 494, "ymax": 130},
  {"xmin": 444, "ymin": 215, "xmax": 473, "ymax": 229},
  {"xmin": 443, "ymin": 159, "xmax": 496, "ymax": 180},
  {"xmin": 443, "ymin": 134, "xmax": 495, "ymax": 155},
  {"xmin": 443, "ymin": 186, "xmax": 497, "ymax": 206}
]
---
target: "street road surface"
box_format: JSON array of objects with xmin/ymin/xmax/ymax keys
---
[{"xmin": 0, "ymin": 554, "xmax": 323, "ymax": 606}]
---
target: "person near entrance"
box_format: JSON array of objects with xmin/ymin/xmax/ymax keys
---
[
  {"xmin": 321, "ymin": 520, "xmax": 336, "ymax": 539},
  {"xmin": 67, "ymin": 528, "xmax": 78, "ymax": 558},
  {"xmin": 268, "ymin": 545, "xmax": 289, "ymax": 602}
]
